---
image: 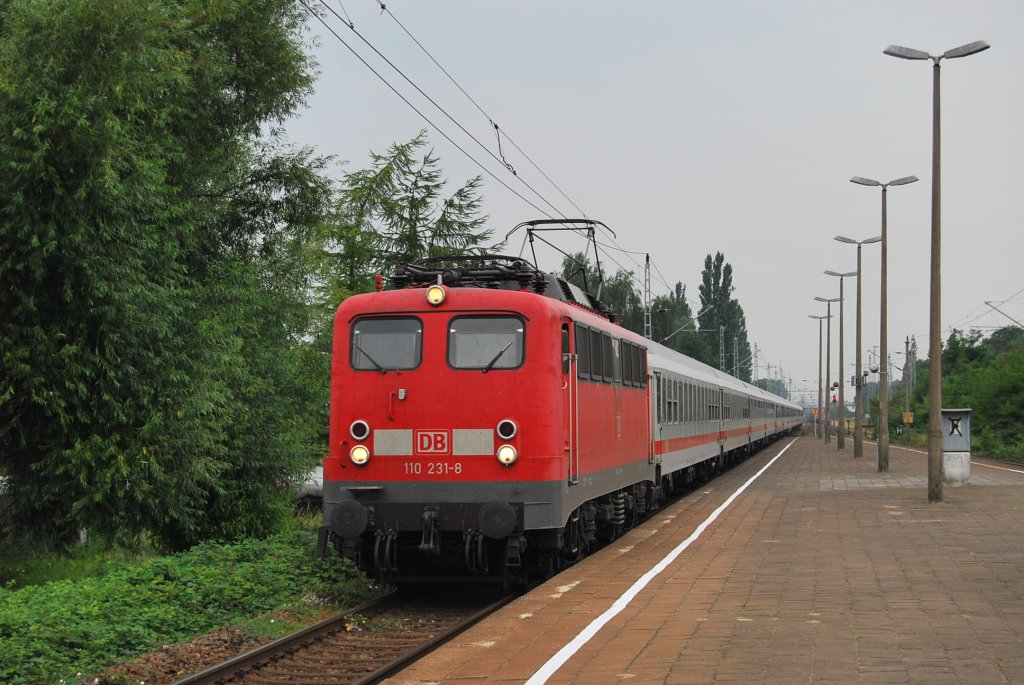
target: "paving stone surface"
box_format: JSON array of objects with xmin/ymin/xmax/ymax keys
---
[{"xmin": 383, "ymin": 436, "xmax": 1024, "ymax": 684}]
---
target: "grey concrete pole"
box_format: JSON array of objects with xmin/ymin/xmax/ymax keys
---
[{"xmin": 854, "ymin": 244, "xmax": 864, "ymax": 459}]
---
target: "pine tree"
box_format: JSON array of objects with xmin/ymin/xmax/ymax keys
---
[{"xmin": 327, "ymin": 131, "xmax": 492, "ymax": 285}]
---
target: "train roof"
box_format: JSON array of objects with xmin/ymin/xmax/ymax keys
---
[
  {"xmin": 645, "ymin": 338, "xmax": 800, "ymax": 409},
  {"xmin": 386, "ymin": 254, "xmax": 800, "ymax": 412}
]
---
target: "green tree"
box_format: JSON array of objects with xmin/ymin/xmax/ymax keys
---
[
  {"xmin": 0, "ymin": 0, "xmax": 331, "ymax": 550},
  {"xmin": 601, "ymin": 270, "xmax": 644, "ymax": 333},
  {"xmin": 652, "ymin": 283, "xmax": 708, "ymax": 360},
  {"xmin": 560, "ymin": 251, "xmax": 602, "ymax": 297},
  {"xmin": 326, "ymin": 132, "xmax": 493, "ymax": 284},
  {"xmin": 697, "ymin": 252, "xmax": 752, "ymax": 380},
  {"xmin": 559, "ymin": 252, "xmax": 643, "ymax": 330},
  {"xmin": 898, "ymin": 327, "xmax": 1024, "ymax": 461},
  {"xmin": 967, "ymin": 350, "xmax": 1024, "ymax": 459}
]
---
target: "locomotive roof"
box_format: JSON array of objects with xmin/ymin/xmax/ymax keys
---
[{"xmin": 390, "ymin": 255, "xmax": 618, "ymax": 322}]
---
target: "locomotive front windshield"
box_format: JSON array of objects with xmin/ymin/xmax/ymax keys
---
[
  {"xmin": 351, "ymin": 317, "xmax": 422, "ymax": 371},
  {"xmin": 448, "ymin": 316, "xmax": 524, "ymax": 371}
]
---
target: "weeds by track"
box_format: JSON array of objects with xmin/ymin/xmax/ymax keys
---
[{"xmin": 170, "ymin": 587, "xmax": 517, "ymax": 685}]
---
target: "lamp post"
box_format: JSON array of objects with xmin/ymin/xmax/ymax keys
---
[
  {"xmin": 809, "ymin": 314, "xmax": 830, "ymax": 439},
  {"xmin": 814, "ymin": 297, "xmax": 840, "ymax": 443},
  {"xmin": 834, "ymin": 236, "xmax": 881, "ymax": 459},
  {"xmin": 824, "ymin": 271, "xmax": 857, "ymax": 449},
  {"xmin": 850, "ymin": 175, "xmax": 919, "ymax": 471},
  {"xmin": 885, "ymin": 40, "xmax": 989, "ymax": 501}
]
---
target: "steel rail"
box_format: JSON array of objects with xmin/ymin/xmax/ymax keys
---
[
  {"xmin": 169, "ymin": 590, "xmax": 517, "ymax": 685},
  {"xmin": 169, "ymin": 593, "xmax": 397, "ymax": 685},
  {"xmin": 349, "ymin": 592, "xmax": 519, "ymax": 685}
]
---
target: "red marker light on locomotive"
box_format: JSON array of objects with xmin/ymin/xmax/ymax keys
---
[
  {"xmin": 496, "ymin": 419, "xmax": 518, "ymax": 440},
  {"xmin": 350, "ymin": 420, "xmax": 370, "ymax": 441}
]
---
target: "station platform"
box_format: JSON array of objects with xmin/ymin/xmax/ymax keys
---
[{"xmin": 383, "ymin": 435, "xmax": 1024, "ymax": 684}]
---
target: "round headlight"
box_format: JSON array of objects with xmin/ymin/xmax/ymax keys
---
[
  {"xmin": 496, "ymin": 419, "xmax": 518, "ymax": 440},
  {"xmin": 350, "ymin": 445, "xmax": 370, "ymax": 466},
  {"xmin": 426, "ymin": 285, "xmax": 446, "ymax": 306},
  {"xmin": 496, "ymin": 444, "xmax": 517, "ymax": 466},
  {"xmin": 350, "ymin": 420, "xmax": 370, "ymax": 441}
]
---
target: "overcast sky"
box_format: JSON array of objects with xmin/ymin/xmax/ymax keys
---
[{"xmin": 285, "ymin": 1, "xmax": 1023, "ymax": 407}]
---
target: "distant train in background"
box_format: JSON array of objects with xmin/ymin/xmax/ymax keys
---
[{"xmin": 318, "ymin": 227, "xmax": 801, "ymax": 585}]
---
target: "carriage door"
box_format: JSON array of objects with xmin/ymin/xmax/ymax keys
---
[
  {"xmin": 718, "ymin": 387, "xmax": 726, "ymax": 448},
  {"xmin": 562, "ymin": 321, "xmax": 579, "ymax": 485},
  {"xmin": 746, "ymin": 396, "xmax": 753, "ymax": 446},
  {"xmin": 650, "ymin": 371, "xmax": 661, "ymax": 464}
]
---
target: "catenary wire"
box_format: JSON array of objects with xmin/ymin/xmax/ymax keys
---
[
  {"xmin": 335, "ymin": 0, "xmax": 354, "ymax": 27},
  {"xmin": 593, "ymin": 239, "xmax": 674, "ymax": 294},
  {"xmin": 370, "ymin": 0, "xmax": 590, "ymax": 218},
  {"xmin": 324, "ymin": 2, "xmax": 684, "ymax": 300},
  {"xmin": 309, "ymin": 3, "xmax": 696, "ymax": 330},
  {"xmin": 298, "ymin": 0, "xmax": 556, "ymax": 220},
  {"xmin": 315, "ymin": 0, "xmax": 570, "ymax": 221}
]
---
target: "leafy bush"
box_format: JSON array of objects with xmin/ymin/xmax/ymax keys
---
[
  {"xmin": 0, "ymin": 0, "xmax": 330, "ymax": 553},
  {"xmin": 885, "ymin": 327, "xmax": 1024, "ymax": 462},
  {"xmin": 0, "ymin": 529, "xmax": 367, "ymax": 684}
]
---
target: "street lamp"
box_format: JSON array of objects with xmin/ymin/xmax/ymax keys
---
[
  {"xmin": 824, "ymin": 271, "xmax": 857, "ymax": 449},
  {"xmin": 850, "ymin": 175, "xmax": 919, "ymax": 472},
  {"xmin": 834, "ymin": 236, "xmax": 881, "ymax": 459},
  {"xmin": 809, "ymin": 314, "xmax": 831, "ymax": 439},
  {"xmin": 885, "ymin": 40, "xmax": 989, "ymax": 501},
  {"xmin": 814, "ymin": 297, "xmax": 840, "ymax": 443}
]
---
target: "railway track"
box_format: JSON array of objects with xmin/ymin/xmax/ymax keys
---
[{"xmin": 170, "ymin": 587, "xmax": 517, "ymax": 685}]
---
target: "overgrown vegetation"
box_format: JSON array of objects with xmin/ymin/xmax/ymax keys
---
[
  {"xmin": 876, "ymin": 327, "xmax": 1024, "ymax": 461},
  {"xmin": 0, "ymin": 0, "xmax": 332, "ymax": 552},
  {"xmin": 0, "ymin": 524, "xmax": 374, "ymax": 685}
]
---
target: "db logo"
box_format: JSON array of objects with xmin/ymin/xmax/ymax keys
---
[{"xmin": 415, "ymin": 430, "xmax": 451, "ymax": 455}]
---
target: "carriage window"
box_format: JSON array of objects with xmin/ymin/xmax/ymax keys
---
[
  {"xmin": 620, "ymin": 341, "xmax": 632, "ymax": 386},
  {"xmin": 656, "ymin": 374, "xmax": 663, "ymax": 423},
  {"xmin": 610, "ymin": 335, "xmax": 621, "ymax": 383},
  {"xmin": 602, "ymin": 333, "xmax": 614, "ymax": 382},
  {"xmin": 448, "ymin": 316, "xmax": 524, "ymax": 370},
  {"xmin": 590, "ymin": 329, "xmax": 604, "ymax": 380},
  {"xmin": 630, "ymin": 344, "xmax": 640, "ymax": 386},
  {"xmin": 561, "ymin": 324, "xmax": 571, "ymax": 374},
  {"xmin": 351, "ymin": 317, "xmax": 422, "ymax": 371},
  {"xmin": 673, "ymin": 380, "xmax": 680, "ymax": 423},
  {"xmin": 576, "ymin": 324, "xmax": 590, "ymax": 378}
]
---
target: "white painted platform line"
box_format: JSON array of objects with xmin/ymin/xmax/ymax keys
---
[
  {"xmin": 884, "ymin": 446, "xmax": 1019, "ymax": 473},
  {"xmin": 892, "ymin": 444, "xmax": 1024, "ymax": 475},
  {"xmin": 525, "ymin": 438, "xmax": 798, "ymax": 685},
  {"xmin": 974, "ymin": 461, "xmax": 1024, "ymax": 475}
]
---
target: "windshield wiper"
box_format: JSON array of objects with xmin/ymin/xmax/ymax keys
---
[
  {"xmin": 482, "ymin": 340, "xmax": 514, "ymax": 374},
  {"xmin": 356, "ymin": 344, "xmax": 387, "ymax": 373}
]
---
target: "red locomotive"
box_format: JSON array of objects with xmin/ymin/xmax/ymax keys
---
[{"xmin": 318, "ymin": 247, "xmax": 802, "ymax": 585}]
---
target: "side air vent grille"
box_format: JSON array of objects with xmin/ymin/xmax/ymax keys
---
[{"xmin": 556, "ymin": 277, "xmax": 576, "ymax": 302}]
